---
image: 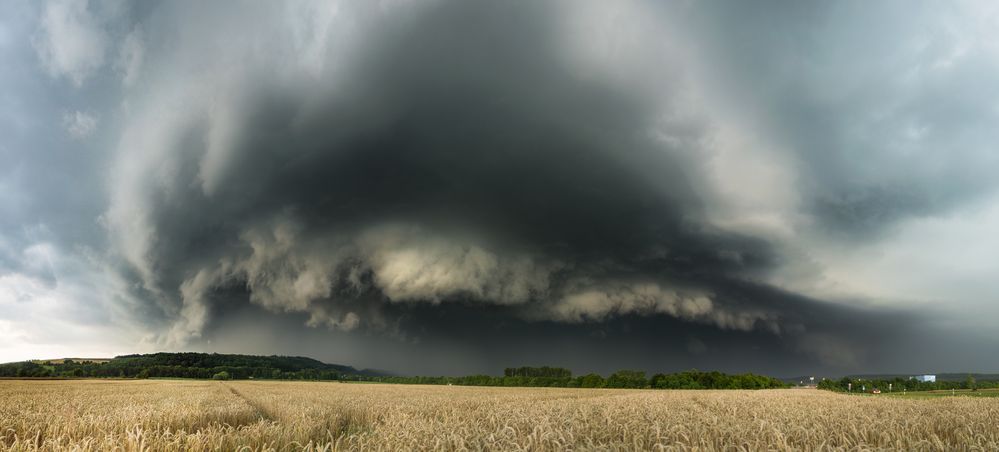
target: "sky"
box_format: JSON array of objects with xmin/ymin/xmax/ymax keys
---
[{"xmin": 1, "ymin": 0, "xmax": 998, "ymax": 377}]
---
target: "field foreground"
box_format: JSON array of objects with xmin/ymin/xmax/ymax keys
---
[{"xmin": 2, "ymin": 380, "xmax": 999, "ymax": 451}]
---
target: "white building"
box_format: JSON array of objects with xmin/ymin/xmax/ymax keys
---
[{"xmin": 913, "ymin": 374, "xmax": 936, "ymax": 383}]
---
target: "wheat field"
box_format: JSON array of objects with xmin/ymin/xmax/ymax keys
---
[{"xmin": 2, "ymin": 380, "xmax": 998, "ymax": 451}]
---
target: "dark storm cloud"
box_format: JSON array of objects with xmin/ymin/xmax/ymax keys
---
[
  {"xmin": 91, "ymin": 0, "xmax": 910, "ymax": 370},
  {"xmin": 199, "ymin": 285, "xmax": 930, "ymax": 377},
  {"xmin": 5, "ymin": 0, "xmax": 999, "ymax": 373}
]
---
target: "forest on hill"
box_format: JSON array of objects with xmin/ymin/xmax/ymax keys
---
[
  {"xmin": 0, "ymin": 352, "xmax": 383, "ymax": 380},
  {"xmin": 0, "ymin": 354, "xmax": 787, "ymax": 389}
]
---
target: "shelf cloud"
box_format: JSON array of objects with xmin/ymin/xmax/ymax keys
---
[{"xmin": 2, "ymin": 0, "xmax": 998, "ymax": 375}]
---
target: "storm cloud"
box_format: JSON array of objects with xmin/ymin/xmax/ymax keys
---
[{"xmin": 2, "ymin": 0, "xmax": 998, "ymax": 376}]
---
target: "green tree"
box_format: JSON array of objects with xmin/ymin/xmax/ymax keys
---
[
  {"xmin": 213, "ymin": 371, "xmax": 231, "ymax": 381},
  {"xmin": 578, "ymin": 373, "xmax": 605, "ymax": 388},
  {"xmin": 967, "ymin": 375, "xmax": 977, "ymax": 391},
  {"xmin": 606, "ymin": 370, "xmax": 647, "ymax": 389}
]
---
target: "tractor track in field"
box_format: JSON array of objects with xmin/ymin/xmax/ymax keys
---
[{"xmin": 222, "ymin": 383, "xmax": 278, "ymax": 422}]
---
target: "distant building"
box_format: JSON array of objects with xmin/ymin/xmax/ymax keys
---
[{"xmin": 913, "ymin": 374, "xmax": 936, "ymax": 383}]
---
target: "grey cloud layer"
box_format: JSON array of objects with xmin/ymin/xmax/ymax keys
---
[
  {"xmin": 679, "ymin": 1, "xmax": 999, "ymax": 237},
  {"xmin": 3, "ymin": 0, "xmax": 999, "ymax": 373},
  {"xmin": 102, "ymin": 1, "xmax": 805, "ymax": 348}
]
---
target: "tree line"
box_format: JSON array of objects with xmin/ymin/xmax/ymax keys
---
[
  {"xmin": 504, "ymin": 366, "xmax": 572, "ymax": 378},
  {"xmin": 371, "ymin": 368, "xmax": 786, "ymax": 389},
  {"xmin": 817, "ymin": 375, "xmax": 998, "ymax": 392},
  {"xmin": 0, "ymin": 360, "xmax": 367, "ymax": 381},
  {"xmin": 0, "ymin": 355, "xmax": 786, "ymax": 390},
  {"xmin": 0, "ymin": 353, "xmax": 372, "ymax": 380}
]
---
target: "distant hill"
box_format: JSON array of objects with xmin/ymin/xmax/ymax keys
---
[{"xmin": 2, "ymin": 352, "xmax": 389, "ymax": 380}]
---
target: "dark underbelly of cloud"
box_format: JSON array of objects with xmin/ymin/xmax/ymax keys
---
[{"xmin": 90, "ymin": 0, "xmax": 945, "ymax": 372}]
